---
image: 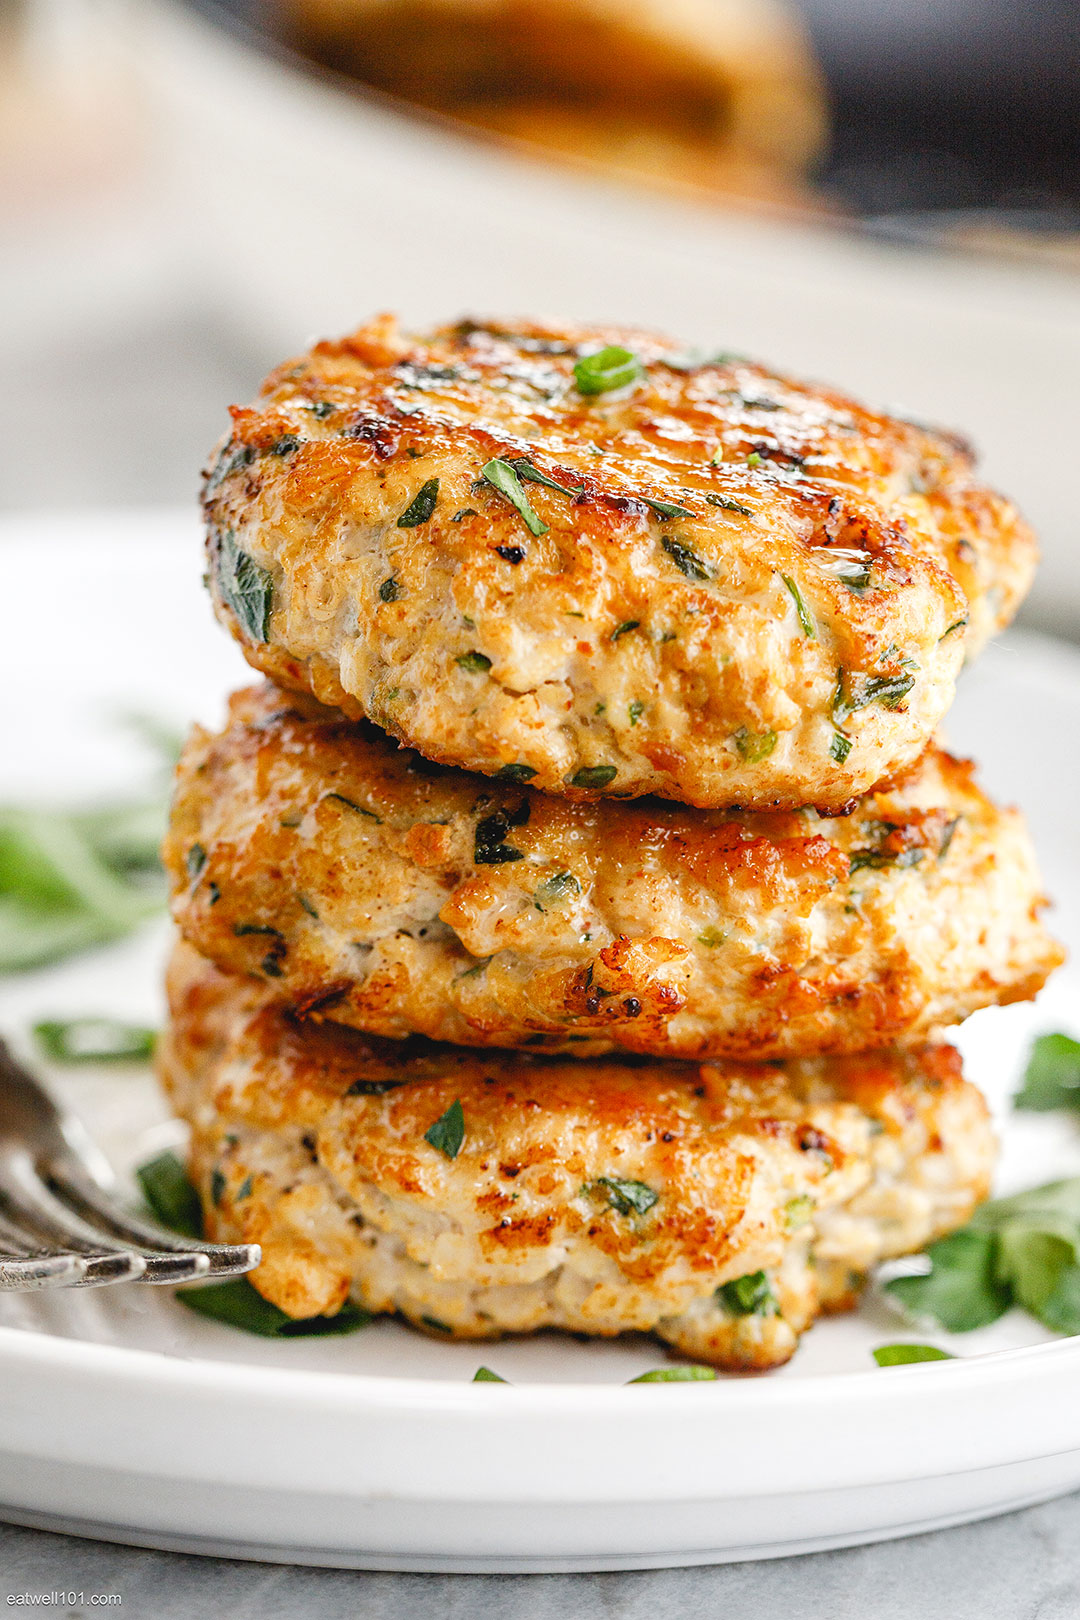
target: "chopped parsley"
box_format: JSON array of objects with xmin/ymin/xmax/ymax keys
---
[
  {"xmin": 717, "ymin": 1270, "xmax": 778, "ymax": 1316},
  {"xmin": 481, "ymin": 457, "xmax": 548, "ymax": 536},
  {"xmin": 820, "ymin": 549, "xmax": 873, "ymax": 592},
  {"xmin": 886, "ymin": 1176, "xmax": 1080, "ymax": 1335},
  {"xmin": 396, "ymin": 478, "xmax": 440, "ymax": 527},
  {"xmin": 424, "ymin": 1099, "xmax": 466, "ymax": 1160},
  {"xmin": 496, "ymin": 763, "xmax": 537, "ymax": 783},
  {"xmin": 645, "ymin": 497, "xmax": 693, "ymax": 521},
  {"xmin": 378, "ymin": 576, "xmax": 403, "ymax": 602},
  {"xmin": 829, "ymin": 730, "xmax": 852, "ymax": 764},
  {"xmin": 218, "ymin": 532, "xmax": 273, "ymax": 643},
  {"xmin": 734, "ymin": 726, "xmax": 777, "ymax": 763},
  {"xmin": 456, "ymin": 651, "xmax": 492, "ymax": 674},
  {"xmin": 628, "ymin": 699, "xmax": 645, "ymax": 726},
  {"xmin": 781, "ymin": 574, "xmax": 815, "ymax": 638},
  {"xmin": 452, "ymin": 508, "xmax": 477, "ymax": 522},
  {"xmin": 705, "ymin": 493, "xmax": 753, "ymax": 516},
  {"xmin": 473, "ymin": 1366, "xmax": 509, "ymax": 1382},
  {"xmin": 573, "ymin": 346, "xmax": 643, "ymax": 395},
  {"xmin": 833, "ymin": 669, "xmax": 916, "ymax": 722},
  {"xmin": 32, "ymin": 1018, "xmax": 156, "ymax": 1064},
  {"xmin": 474, "ymin": 810, "xmax": 526, "ymax": 864},
  {"xmin": 848, "ymin": 847, "xmax": 924, "ymax": 875},
  {"xmin": 186, "ymin": 843, "xmax": 207, "ymax": 883},
  {"xmin": 611, "ymin": 620, "xmax": 640, "ymax": 641},
  {"xmin": 661, "ymin": 537, "xmax": 711, "ymax": 581},
  {"xmin": 323, "ymin": 792, "xmax": 381, "ymax": 821},
  {"xmin": 510, "ymin": 458, "xmax": 582, "ymax": 497},
  {"xmin": 568, "ymin": 765, "xmax": 618, "ymax": 790},
  {"xmin": 873, "ymin": 1343, "xmax": 954, "ymax": 1366},
  {"xmin": 593, "ymin": 1176, "xmax": 659, "ymax": 1217},
  {"xmin": 534, "ymin": 870, "xmax": 581, "ymax": 909}
]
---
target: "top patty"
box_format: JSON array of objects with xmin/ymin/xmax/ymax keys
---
[{"xmin": 202, "ymin": 314, "xmax": 1036, "ymax": 812}]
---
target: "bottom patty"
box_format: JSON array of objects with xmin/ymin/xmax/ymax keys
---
[{"xmin": 160, "ymin": 940, "xmax": 995, "ymax": 1370}]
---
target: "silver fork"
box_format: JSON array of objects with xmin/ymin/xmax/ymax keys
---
[{"xmin": 0, "ymin": 1038, "xmax": 259, "ymax": 1291}]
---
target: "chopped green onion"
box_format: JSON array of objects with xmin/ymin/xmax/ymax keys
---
[
  {"xmin": 611, "ymin": 620, "xmax": 640, "ymax": 641},
  {"xmin": 781, "ymin": 574, "xmax": 815, "ymax": 638},
  {"xmin": 829, "ymin": 730, "xmax": 852, "ymax": 764},
  {"xmin": 496, "ymin": 763, "xmax": 537, "ymax": 783},
  {"xmin": 473, "ymin": 1366, "xmax": 509, "ymax": 1382},
  {"xmin": 733, "ymin": 727, "xmax": 777, "ymax": 763},
  {"xmin": 573, "ymin": 346, "xmax": 643, "ymax": 395}
]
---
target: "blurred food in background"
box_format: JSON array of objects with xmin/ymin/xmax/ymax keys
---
[{"xmin": 273, "ymin": 0, "xmax": 828, "ymax": 210}]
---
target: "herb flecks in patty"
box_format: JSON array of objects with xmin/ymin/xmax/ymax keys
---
[
  {"xmin": 482, "ymin": 457, "xmax": 548, "ymax": 536},
  {"xmin": 397, "ymin": 478, "xmax": 440, "ymax": 528}
]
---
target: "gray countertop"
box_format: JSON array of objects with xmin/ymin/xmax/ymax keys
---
[{"xmin": 3, "ymin": 1495, "xmax": 1080, "ymax": 1620}]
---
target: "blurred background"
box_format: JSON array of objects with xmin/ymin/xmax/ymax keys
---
[{"xmin": 2, "ymin": 0, "xmax": 1078, "ymax": 636}]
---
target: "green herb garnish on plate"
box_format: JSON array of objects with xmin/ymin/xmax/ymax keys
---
[
  {"xmin": 873, "ymin": 1343, "xmax": 955, "ymax": 1367},
  {"xmin": 886, "ymin": 1176, "xmax": 1080, "ymax": 1335},
  {"xmin": 138, "ymin": 1150, "xmax": 369, "ymax": 1337},
  {"xmin": 1013, "ymin": 1033, "xmax": 1080, "ymax": 1113},
  {"xmin": 628, "ymin": 1365, "xmax": 717, "ymax": 1382},
  {"xmin": 33, "ymin": 1018, "xmax": 156, "ymax": 1064}
]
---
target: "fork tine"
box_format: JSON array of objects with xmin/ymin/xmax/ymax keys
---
[
  {"xmin": 0, "ymin": 1252, "xmax": 88, "ymax": 1291},
  {"xmin": 0, "ymin": 1037, "xmax": 260, "ymax": 1291},
  {"xmin": 48, "ymin": 1164, "xmax": 259, "ymax": 1279},
  {"xmin": 0, "ymin": 1155, "xmax": 148, "ymax": 1286},
  {"xmin": 44, "ymin": 1163, "xmax": 234, "ymax": 1283},
  {"xmin": 0, "ymin": 1207, "xmax": 91, "ymax": 1292}
]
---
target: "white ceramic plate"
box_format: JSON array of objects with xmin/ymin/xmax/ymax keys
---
[{"xmin": 0, "ymin": 509, "xmax": 1078, "ymax": 1572}]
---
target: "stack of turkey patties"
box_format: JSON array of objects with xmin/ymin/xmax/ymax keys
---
[{"xmin": 159, "ymin": 316, "xmax": 1062, "ymax": 1369}]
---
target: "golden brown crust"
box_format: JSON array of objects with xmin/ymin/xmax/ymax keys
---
[
  {"xmin": 161, "ymin": 941, "xmax": 995, "ymax": 1370},
  {"xmin": 202, "ymin": 315, "xmax": 1036, "ymax": 811},
  {"xmin": 164, "ymin": 683, "xmax": 1063, "ymax": 1060}
]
